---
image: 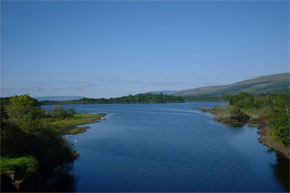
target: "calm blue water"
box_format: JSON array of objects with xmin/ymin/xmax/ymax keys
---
[{"xmin": 43, "ymin": 102, "xmax": 289, "ymax": 192}]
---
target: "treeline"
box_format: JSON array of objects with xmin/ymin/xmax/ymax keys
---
[
  {"xmin": 209, "ymin": 92, "xmax": 289, "ymax": 147},
  {"xmin": 40, "ymin": 93, "xmax": 185, "ymax": 105},
  {"xmin": 0, "ymin": 95, "xmax": 78, "ymax": 191},
  {"xmin": 46, "ymin": 105, "xmax": 76, "ymax": 119},
  {"xmin": 183, "ymin": 96, "xmax": 223, "ymax": 101}
]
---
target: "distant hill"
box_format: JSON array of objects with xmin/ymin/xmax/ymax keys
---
[
  {"xmin": 174, "ymin": 73, "xmax": 289, "ymax": 97},
  {"xmin": 149, "ymin": 90, "xmax": 180, "ymax": 95},
  {"xmin": 35, "ymin": 96, "xmax": 84, "ymax": 101}
]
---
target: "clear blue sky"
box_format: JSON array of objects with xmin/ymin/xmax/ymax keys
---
[{"xmin": 1, "ymin": 1, "xmax": 289, "ymax": 98}]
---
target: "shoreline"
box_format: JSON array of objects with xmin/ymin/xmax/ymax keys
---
[
  {"xmin": 199, "ymin": 108, "xmax": 290, "ymax": 159},
  {"xmin": 257, "ymin": 124, "xmax": 290, "ymax": 159},
  {"xmin": 61, "ymin": 113, "xmax": 106, "ymax": 135}
]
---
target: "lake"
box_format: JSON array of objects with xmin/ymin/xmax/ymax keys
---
[{"xmin": 44, "ymin": 102, "xmax": 289, "ymax": 192}]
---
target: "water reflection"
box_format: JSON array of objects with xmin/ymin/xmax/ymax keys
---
[
  {"xmin": 19, "ymin": 166, "xmax": 76, "ymax": 192},
  {"xmin": 223, "ymin": 121, "xmax": 247, "ymax": 128},
  {"xmin": 271, "ymin": 154, "xmax": 289, "ymax": 192},
  {"xmin": 45, "ymin": 170, "xmax": 76, "ymax": 192}
]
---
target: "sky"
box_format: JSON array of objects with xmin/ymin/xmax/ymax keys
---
[{"xmin": 1, "ymin": 1, "xmax": 289, "ymax": 98}]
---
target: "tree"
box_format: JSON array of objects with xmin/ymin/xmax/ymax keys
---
[
  {"xmin": 49, "ymin": 106, "xmax": 67, "ymax": 118},
  {"xmin": 5, "ymin": 95, "xmax": 43, "ymax": 120},
  {"xmin": 48, "ymin": 106, "xmax": 76, "ymax": 118},
  {"xmin": 5, "ymin": 95, "xmax": 45, "ymax": 130},
  {"xmin": 66, "ymin": 108, "xmax": 76, "ymax": 117},
  {"xmin": 0, "ymin": 101, "xmax": 8, "ymax": 128}
]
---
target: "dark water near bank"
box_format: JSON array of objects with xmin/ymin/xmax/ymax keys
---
[{"xmin": 43, "ymin": 102, "xmax": 289, "ymax": 192}]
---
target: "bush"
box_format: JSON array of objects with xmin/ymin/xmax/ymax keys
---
[
  {"xmin": 66, "ymin": 108, "xmax": 76, "ymax": 117},
  {"xmin": 228, "ymin": 106, "xmax": 249, "ymax": 121},
  {"xmin": 0, "ymin": 156, "xmax": 38, "ymax": 178},
  {"xmin": 214, "ymin": 105, "xmax": 249, "ymax": 122},
  {"xmin": 49, "ymin": 106, "xmax": 67, "ymax": 118},
  {"xmin": 244, "ymin": 106, "xmax": 272, "ymax": 121},
  {"xmin": 48, "ymin": 106, "xmax": 76, "ymax": 119}
]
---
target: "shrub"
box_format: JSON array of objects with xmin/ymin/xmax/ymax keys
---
[
  {"xmin": 66, "ymin": 108, "xmax": 76, "ymax": 117},
  {"xmin": 48, "ymin": 106, "xmax": 75, "ymax": 119},
  {"xmin": 0, "ymin": 156, "xmax": 38, "ymax": 179}
]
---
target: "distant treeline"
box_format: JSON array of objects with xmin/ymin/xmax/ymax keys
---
[
  {"xmin": 183, "ymin": 96, "xmax": 224, "ymax": 101},
  {"xmin": 40, "ymin": 93, "xmax": 185, "ymax": 105}
]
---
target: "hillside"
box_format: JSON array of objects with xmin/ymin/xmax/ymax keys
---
[
  {"xmin": 173, "ymin": 73, "xmax": 289, "ymax": 97},
  {"xmin": 149, "ymin": 90, "xmax": 179, "ymax": 95}
]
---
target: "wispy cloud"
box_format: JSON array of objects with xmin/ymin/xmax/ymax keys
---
[
  {"xmin": 148, "ymin": 81, "xmax": 186, "ymax": 86},
  {"xmin": 192, "ymin": 74, "xmax": 222, "ymax": 80},
  {"xmin": 108, "ymin": 79, "xmax": 144, "ymax": 85},
  {"xmin": 1, "ymin": 81, "xmax": 99, "ymax": 93},
  {"xmin": 250, "ymin": 73, "xmax": 262, "ymax": 78},
  {"xmin": 201, "ymin": 81, "xmax": 215, "ymax": 86},
  {"xmin": 192, "ymin": 74, "xmax": 203, "ymax": 80},
  {"xmin": 63, "ymin": 81, "xmax": 98, "ymax": 90}
]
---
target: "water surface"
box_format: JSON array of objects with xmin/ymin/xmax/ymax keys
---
[{"xmin": 44, "ymin": 102, "xmax": 289, "ymax": 192}]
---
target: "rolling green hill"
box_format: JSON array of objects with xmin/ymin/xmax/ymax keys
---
[{"xmin": 174, "ymin": 73, "xmax": 289, "ymax": 97}]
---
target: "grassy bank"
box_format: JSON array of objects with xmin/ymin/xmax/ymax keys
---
[
  {"xmin": 199, "ymin": 92, "xmax": 289, "ymax": 158},
  {"xmin": 47, "ymin": 113, "xmax": 106, "ymax": 135},
  {"xmin": 0, "ymin": 156, "xmax": 38, "ymax": 179}
]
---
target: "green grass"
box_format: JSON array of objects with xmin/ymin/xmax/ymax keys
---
[
  {"xmin": 0, "ymin": 156, "xmax": 38, "ymax": 178},
  {"xmin": 47, "ymin": 113, "xmax": 106, "ymax": 134},
  {"xmin": 66, "ymin": 126, "xmax": 89, "ymax": 135}
]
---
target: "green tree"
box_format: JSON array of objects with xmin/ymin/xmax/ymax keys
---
[
  {"xmin": 0, "ymin": 101, "xmax": 8, "ymax": 128},
  {"xmin": 48, "ymin": 106, "xmax": 76, "ymax": 118},
  {"xmin": 5, "ymin": 94, "xmax": 45, "ymax": 131},
  {"xmin": 66, "ymin": 108, "xmax": 76, "ymax": 118},
  {"xmin": 268, "ymin": 93, "xmax": 290, "ymax": 146},
  {"xmin": 49, "ymin": 106, "xmax": 67, "ymax": 118}
]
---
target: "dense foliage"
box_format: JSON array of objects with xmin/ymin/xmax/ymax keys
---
[
  {"xmin": 183, "ymin": 96, "xmax": 223, "ymax": 101},
  {"xmin": 40, "ymin": 93, "xmax": 185, "ymax": 105},
  {"xmin": 0, "ymin": 95, "xmax": 78, "ymax": 179},
  {"xmin": 48, "ymin": 105, "xmax": 76, "ymax": 118},
  {"xmin": 0, "ymin": 156, "xmax": 38, "ymax": 175},
  {"xmin": 218, "ymin": 92, "xmax": 289, "ymax": 146}
]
